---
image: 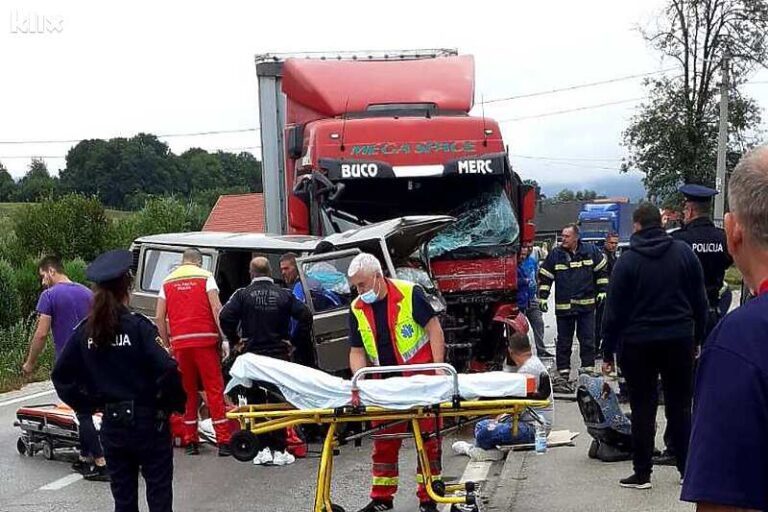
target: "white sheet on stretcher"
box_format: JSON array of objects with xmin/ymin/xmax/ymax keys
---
[{"xmin": 225, "ymin": 354, "xmax": 532, "ymax": 410}]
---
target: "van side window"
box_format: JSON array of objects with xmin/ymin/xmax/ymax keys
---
[{"xmin": 141, "ymin": 249, "xmax": 212, "ymax": 292}]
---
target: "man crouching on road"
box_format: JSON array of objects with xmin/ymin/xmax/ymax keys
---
[{"xmin": 347, "ymin": 253, "xmax": 445, "ymax": 512}]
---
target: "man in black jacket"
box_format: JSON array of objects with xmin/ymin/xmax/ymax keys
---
[
  {"xmin": 220, "ymin": 256, "xmax": 312, "ymax": 360},
  {"xmin": 602, "ymin": 203, "xmax": 707, "ymax": 490},
  {"xmin": 219, "ymin": 256, "xmax": 312, "ymax": 460}
]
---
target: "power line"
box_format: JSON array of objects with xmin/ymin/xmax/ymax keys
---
[
  {"xmin": 510, "ymin": 154, "xmax": 624, "ymax": 162},
  {"xmin": 481, "ymin": 68, "xmax": 674, "ymax": 104},
  {"xmin": 0, "ymin": 127, "xmax": 260, "ymax": 145},
  {"xmin": 498, "ymin": 97, "xmax": 643, "ymax": 123}
]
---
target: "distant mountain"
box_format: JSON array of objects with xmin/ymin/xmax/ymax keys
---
[{"xmin": 539, "ymin": 173, "xmax": 646, "ymax": 202}]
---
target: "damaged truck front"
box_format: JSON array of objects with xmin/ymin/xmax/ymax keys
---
[{"xmin": 256, "ymin": 51, "xmax": 536, "ymax": 371}]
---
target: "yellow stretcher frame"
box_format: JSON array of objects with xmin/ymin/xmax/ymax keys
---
[{"xmin": 225, "ymin": 363, "xmax": 551, "ymax": 512}]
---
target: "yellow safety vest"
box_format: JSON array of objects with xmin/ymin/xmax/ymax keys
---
[{"xmin": 351, "ymin": 279, "xmax": 430, "ymax": 366}]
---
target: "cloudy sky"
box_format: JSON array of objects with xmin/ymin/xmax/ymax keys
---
[{"xmin": 3, "ymin": 0, "xmax": 768, "ymax": 195}]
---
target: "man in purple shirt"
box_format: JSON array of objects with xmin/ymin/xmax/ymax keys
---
[{"xmin": 21, "ymin": 256, "xmax": 107, "ymax": 481}]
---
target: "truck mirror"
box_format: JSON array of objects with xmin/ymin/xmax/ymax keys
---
[{"xmin": 287, "ymin": 125, "xmax": 305, "ymax": 160}]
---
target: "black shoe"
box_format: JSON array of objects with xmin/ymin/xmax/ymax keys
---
[
  {"xmin": 552, "ymin": 374, "xmax": 575, "ymax": 394},
  {"xmin": 652, "ymin": 452, "xmax": 677, "ymax": 466},
  {"xmin": 619, "ymin": 473, "xmax": 652, "ymax": 489},
  {"xmin": 71, "ymin": 459, "xmax": 90, "ymax": 474},
  {"xmin": 356, "ymin": 499, "xmax": 393, "ymax": 512},
  {"xmin": 186, "ymin": 443, "xmax": 200, "ymax": 456},
  {"xmin": 218, "ymin": 443, "xmax": 231, "ymax": 457},
  {"xmin": 419, "ymin": 501, "xmax": 438, "ymax": 512},
  {"xmin": 83, "ymin": 464, "xmax": 110, "ymax": 482}
]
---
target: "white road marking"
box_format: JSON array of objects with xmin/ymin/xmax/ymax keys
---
[
  {"xmin": 0, "ymin": 389, "xmax": 56, "ymax": 408},
  {"xmin": 439, "ymin": 459, "xmax": 493, "ymax": 511},
  {"xmin": 39, "ymin": 474, "xmax": 83, "ymax": 491}
]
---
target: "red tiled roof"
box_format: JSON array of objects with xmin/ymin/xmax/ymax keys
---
[{"xmin": 202, "ymin": 193, "xmax": 265, "ymax": 233}]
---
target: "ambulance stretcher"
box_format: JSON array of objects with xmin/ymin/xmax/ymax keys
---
[
  {"xmin": 225, "ymin": 355, "xmax": 551, "ymax": 512},
  {"xmin": 14, "ymin": 403, "xmax": 99, "ymax": 460}
]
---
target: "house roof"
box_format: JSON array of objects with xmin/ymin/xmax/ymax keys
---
[{"xmin": 202, "ymin": 193, "xmax": 266, "ymax": 233}]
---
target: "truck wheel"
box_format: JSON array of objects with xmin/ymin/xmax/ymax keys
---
[
  {"xmin": 16, "ymin": 438, "xmax": 26, "ymax": 456},
  {"xmin": 229, "ymin": 430, "xmax": 260, "ymax": 462},
  {"xmin": 42, "ymin": 439, "xmax": 55, "ymax": 461}
]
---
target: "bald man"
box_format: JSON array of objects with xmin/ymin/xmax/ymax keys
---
[{"xmin": 219, "ymin": 257, "xmax": 312, "ymax": 462}]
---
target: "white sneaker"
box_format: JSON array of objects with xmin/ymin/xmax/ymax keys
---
[
  {"xmin": 253, "ymin": 448, "xmax": 273, "ymax": 465},
  {"xmin": 271, "ymin": 450, "xmax": 296, "ymax": 466},
  {"xmin": 451, "ymin": 441, "xmax": 473, "ymax": 456}
]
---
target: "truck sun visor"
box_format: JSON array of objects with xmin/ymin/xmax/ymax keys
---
[{"xmin": 428, "ymin": 184, "xmax": 519, "ymax": 258}]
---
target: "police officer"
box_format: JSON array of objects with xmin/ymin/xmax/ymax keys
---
[
  {"xmin": 52, "ymin": 250, "xmax": 185, "ymax": 512},
  {"xmin": 672, "ymin": 184, "xmax": 734, "ymax": 340}
]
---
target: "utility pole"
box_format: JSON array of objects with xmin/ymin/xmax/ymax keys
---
[{"xmin": 714, "ymin": 53, "xmax": 730, "ymax": 227}]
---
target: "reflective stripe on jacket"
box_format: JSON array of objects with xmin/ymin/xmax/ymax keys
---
[
  {"xmin": 351, "ymin": 279, "xmax": 432, "ymax": 366},
  {"xmin": 162, "ymin": 265, "xmax": 218, "ymax": 350},
  {"xmin": 538, "ymin": 243, "xmax": 608, "ymax": 315}
]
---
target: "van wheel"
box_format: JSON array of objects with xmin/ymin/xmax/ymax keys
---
[{"xmin": 16, "ymin": 438, "xmax": 27, "ymax": 456}]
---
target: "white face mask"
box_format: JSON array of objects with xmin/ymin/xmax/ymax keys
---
[{"xmin": 360, "ymin": 275, "xmax": 380, "ymax": 304}]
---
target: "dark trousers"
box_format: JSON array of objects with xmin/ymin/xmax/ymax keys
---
[
  {"xmin": 245, "ymin": 383, "xmax": 287, "ymax": 452},
  {"xmin": 618, "ymin": 338, "xmax": 694, "ymax": 478},
  {"xmin": 555, "ymin": 311, "xmax": 595, "ymax": 372},
  {"xmin": 76, "ymin": 411, "xmax": 103, "ymax": 459},
  {"xmin": 101, "ymin": 417, "xmax": 174, "ymax": 512}
]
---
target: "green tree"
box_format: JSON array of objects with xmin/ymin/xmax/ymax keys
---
[
  {"xmin": 555, "ymin": 189, "xmax": 576, "ymax": 202},
  {"xmin": 0, "ymin": 164, "xmax": 16, "ymax": 201},
  {"xmin": 16, "ymin": 159, "xmax": 56, "ymax": 202},
  {"xmin": 623, "ymin": 0, "xmax": 767, "ymax": 202}
]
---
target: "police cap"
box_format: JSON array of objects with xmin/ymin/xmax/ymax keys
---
[
  {"xmin": 86, "ymin": 249, "xmax": 133, "ymax": 284},
  {"xmin": 679, "ymin": 184, "xmax": 718, "ymax": 203}
]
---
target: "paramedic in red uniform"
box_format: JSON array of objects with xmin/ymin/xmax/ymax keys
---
[
  {"xmin": 347, "ymin": 253, "xmax": 446, "ymax": 512},
  {"xmin": 155, "ymin": 248, "xmax": 231, "ymax": 457}
]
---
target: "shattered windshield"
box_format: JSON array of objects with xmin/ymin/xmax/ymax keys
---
[{"xmin": 428, "ymin": 183, "xmax": 519, "ymax": 258}]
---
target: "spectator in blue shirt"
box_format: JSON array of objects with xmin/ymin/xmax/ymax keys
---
[
  {"xmin": 682, "ymin": 146, "xmax": 768, "ymax": 511},
  {"xmin": 516, "ymin": 244, "xmax": 551, "ymax": 357}
]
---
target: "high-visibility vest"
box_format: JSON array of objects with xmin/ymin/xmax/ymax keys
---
[
  {"xmin": 162, "ymin": 264, "xmax": 219, "ymax": 350},
  {"xmin": 351, "ymin": 279, "xmax": 432, "ymax": 366}
]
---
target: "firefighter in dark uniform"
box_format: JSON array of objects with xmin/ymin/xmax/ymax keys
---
[
  {"xmin": 52, "ymin": 250, "xmax": 185, "ymax": 512},
  {"xmin": 671, "ymin": 184, "xmax": 733, "ymax": 341}
]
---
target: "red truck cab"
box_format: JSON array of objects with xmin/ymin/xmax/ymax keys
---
[{"xmin": 259, "ymin": 51, "xmax": 536, "ymax": 369}]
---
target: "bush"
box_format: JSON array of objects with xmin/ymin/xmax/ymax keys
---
[
  {"xmin": 63, "ymin": 258, "xmax": 88, "ymax": 286},
  {"xmin": 0, "ymin": 218, "xmax": 28, "ymax": 266},
  {"xmin": 12, "ymin": 194, "xmax": 109, "ymax": 261},
  {"xmin": 0, "ymin": 260, "xmax": 20, "ymax": 328},
  {"xmin": 14, "ymin": 258, "xmax": 42, "ymax": 318},
  {"xmin": 0, "ymin": 316, "xmax": 54, "ymax": 392}
]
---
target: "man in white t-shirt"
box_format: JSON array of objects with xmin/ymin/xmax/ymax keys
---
[
  {"xmin": 155, "ymin": 248, "xmax": 231, "ymax": 457},
  {"xmin": 472, "ymin": 315, "xmax": 554, "ymax": 449}
]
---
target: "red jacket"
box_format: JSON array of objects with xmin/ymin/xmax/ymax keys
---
[{"xmin": 162, "ymin": 265, "xmax": 219, "ymax": 350}]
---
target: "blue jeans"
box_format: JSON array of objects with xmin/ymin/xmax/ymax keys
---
[{"xmin": 474, "ymin": 419, "xmax": 535, "ymax": 449}]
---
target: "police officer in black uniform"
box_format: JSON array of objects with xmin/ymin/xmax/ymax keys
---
[
  {"xmin": 52, "ymin": 250, "xmax": 185, "ymax": 512},
  {"xmin": 671, "ymin": 184, "xmax": 734, "ymax": 340}
]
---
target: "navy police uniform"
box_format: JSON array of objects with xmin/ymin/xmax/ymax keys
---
[
  {"xmin": 671, "ymin": 184, "xmax": 733, "ymax": 340},
  {"xmin": 51, "ymin": 250, "xmax": 185, "ymax": 512}
]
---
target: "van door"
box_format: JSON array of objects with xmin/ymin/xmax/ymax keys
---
[
  {"xmin": 131, "ymin": 244, "xmax": 218, "ymax": 319},
  {"xmin": 295, "ymin": 248, "xmax": 360, "ymax": 374}
]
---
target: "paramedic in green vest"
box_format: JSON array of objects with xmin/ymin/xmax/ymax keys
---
[{"xmin": 347, "ymin": 253, "xmax": 445, "ymax": 512}]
